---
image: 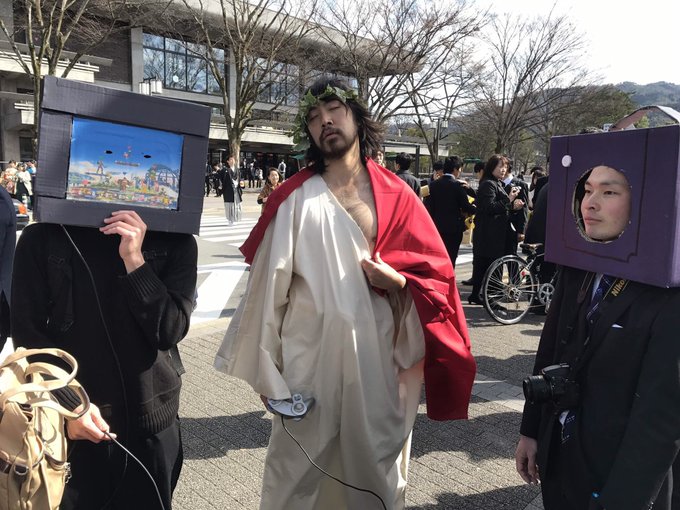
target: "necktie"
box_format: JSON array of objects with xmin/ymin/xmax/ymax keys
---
[
  {"xmin": 586, "ymin": 274, "xmax": 615, "ymax": 323},
  {"xmin": 563, "ymin": 274, "xmax": 616, "ymax": 444}
]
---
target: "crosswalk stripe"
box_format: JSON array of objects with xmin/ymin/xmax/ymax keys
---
[
  {"xmin": 197, "ymin": 215, "xmax": 256, "ymax": 244},
  {"xmin": 200, "ymin": 220, "xmax": 257, "ymax": 227},
  {"xmin": 199, "ymin": 227, "xmax": 254, "ymax": 236},
  {"xmin": 456, "ymin": 253, "xmax": 473, "ymax": 265},
  {"xmin": 200, "ymin": 217, "xmax": 257, "ymax": 224},
  {"xmin": 203, "ymin": 234, "xmax": 250, "ymax": 243},
  {"xmin": 191, "ymin": 261, "xmax": 248, "ymax": 325}
]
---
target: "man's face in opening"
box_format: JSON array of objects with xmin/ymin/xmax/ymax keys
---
[
  {"xmin": 227, "ymin": 156, "xmax": 235, "ymax": 168},
  {"xmin": 375, "ymin": 151, "xmax": 384, "ymax": 166},
  {"xmin": 307, "ymin": 98, "xmax": 359, "ymax": 160},
  {"xmin": 580, "ymin": 165, "xmax": 631, "ymax": 242}
]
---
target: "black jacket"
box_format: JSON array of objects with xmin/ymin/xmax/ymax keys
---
[
  {"xmin": 395, "ymin": 170, "xmax": 420, "ymax": 196},
  {"xmin": 425, "ymin": 174, "xmax": 476, "ymax": 234},
  {"xmin": 0, "ymin": 186, "xmax": 15, "ymax": 341},
  {"xmin": 11, "ymin": 224, "xmax": 197, "ymax": 435},
  {"xmin": 524, "ymin": 182, "xmax": 549, "ymax": 245},
  {"xmin": 472, "ymin": 178, "xmax": 511, "ymax": 258},
  {"xmin": 521, "ymin": 267, "xmax": 680, "ymax": 510}
]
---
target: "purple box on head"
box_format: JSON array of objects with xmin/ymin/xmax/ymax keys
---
[{"xmin": 546, "ymin": 108, "xmax": 680, "ymax": 288}]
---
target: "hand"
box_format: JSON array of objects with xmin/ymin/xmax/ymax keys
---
[
  {"xmin": 66, "ymin": 403, "xmax": 116, "ymax": 443},
  {"xmin": 361, "ymin": 252, "xmax": 406, "ymax": 292},
  {"xmin": 512, "ymin": 199, "xmax": 525, "ymax": 210},
  {"xmin": 100, "ymin": 210, "xmax": 147, "ymax": 273},
  {"xmin": 515, "ymin": 434, "xmax": 540, "ymax": 484},
  {"xmin": 509, "ymin": 187, "xmax": 520, "ymax": 200}
]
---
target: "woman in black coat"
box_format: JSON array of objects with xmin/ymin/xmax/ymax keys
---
[{"xmin": 468, "ymin": 154, "xmax": 522, "ymax": 304}]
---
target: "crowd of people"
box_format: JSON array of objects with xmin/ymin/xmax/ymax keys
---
[
  {"xmin": 0, "ymin": 76, "xmax": 678, "ymax": 510},
  {"xmin": 205, "ymin": 157, "xmax": 293, "ymax": 224},
  {"xmin": 0, "ymin": 159, "xmax": 37, "ymax": 209},
  {"xmin": 387, "ymin": 149, "xmax": 549, "ymax": 307}
]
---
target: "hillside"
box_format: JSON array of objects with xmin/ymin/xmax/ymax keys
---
[{"xmin": 616, "ymin": 81, "xmax": 680, "ymax": 111}]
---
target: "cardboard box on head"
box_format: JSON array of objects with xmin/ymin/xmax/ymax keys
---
[
  {"xmin": 35, "ymin": 76, "xmax": 211, "ymax": 235},
  {"xmin": 546, "ymin": 106, "xmax": 680, "ymax": 288}
]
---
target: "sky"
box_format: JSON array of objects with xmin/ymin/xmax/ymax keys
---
[
  {"xmin": 476, "ymin": 0, "xmax": 680, "ymax": 86},
  {"xmin": 68, "ymin": 118, "xmax": 184, "ymax": 178}
]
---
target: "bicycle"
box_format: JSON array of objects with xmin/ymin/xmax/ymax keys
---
[{"xmin": 480, "ymin": 243, "xmax": 557, "ymax": 325}]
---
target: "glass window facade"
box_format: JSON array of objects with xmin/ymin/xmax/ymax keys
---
[
  {"xmin": 257, "ymin": 62, "xmax": 301, "ymax": 106},
  {"xmin": 143, "ymin": 33, "xmax": 225, "ymax": 96}
]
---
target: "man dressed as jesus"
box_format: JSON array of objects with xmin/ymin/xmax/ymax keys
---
[{"xmin": 215, "ymin": 78, "xmax": 476, "ymax": 509}]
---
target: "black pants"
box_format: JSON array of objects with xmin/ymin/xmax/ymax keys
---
[
  {"xmin": 541, "ymin": 422, "xmax": 679, "ymax": 510},
  {"xmin": 61, "ymin": 417, "xmax": 183, "ymax": 510},
  {"xmin": 470, "ymin": 255, "xmax": 495, "ymax": 300},
  {"xmin": 440, "ymin": 229, "xmax": 464, "ymax": 268}
]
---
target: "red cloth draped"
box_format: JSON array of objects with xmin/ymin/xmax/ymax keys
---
[{"xmin": 240, "ymin": 159, "xmax": 476, "ymax": 420}]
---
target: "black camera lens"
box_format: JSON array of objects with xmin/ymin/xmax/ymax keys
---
[{"xmin": 523, "ymin": 375, "xmax": 551, "ymax": 404}]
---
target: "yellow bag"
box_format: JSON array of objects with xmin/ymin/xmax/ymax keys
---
[{"xmin": 0, "ymin": 348, "xmax": 89, "ymax": 510}]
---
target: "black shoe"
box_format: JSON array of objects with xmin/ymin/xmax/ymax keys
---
[
  {"xmin": 461, "ymin": 278, "xmax": 473, "ymax": 286},
  {"xmin": 467, "ymin": 295, "xmax": 484, "ymax": 305}
]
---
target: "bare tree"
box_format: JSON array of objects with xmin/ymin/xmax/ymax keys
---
[
  {"xmin": 475, "ymin": 10, "xmax": 590, "ymax": 155},
  {"xmin": 0, "ymin": 0, "xmax": 171, "ymax": 152},
  {"xmin": 175, "ymin": 0, "xmax": 317, "ymax": 162},
  {"xmin": 312, "ymin": 0, "xmax": 485, "ymax": 124},
  {"xmin": 530, "ymin": 84, "xmax": 637, "ymax": 157},
  {"xmin": 407, "ymin": 44, "xmax": 484, "ymax": 160}
]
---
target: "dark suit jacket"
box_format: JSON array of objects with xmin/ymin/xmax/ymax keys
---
[
  {"xmin": 0, "ymin": 186, "xmax": 15, "ymax": 341},
  {"xmin": 472, "ymin": 178, "xmax": 511, "ymax": 258},
  {"xmin": 425, "ymin": 174, "xmax": 476, "ymax": 234},
  {"xmin": 222, "ymin": 167, "xmax": 242, "ymax": 203},
  {"xmin": 396, "ymin": 170, "xmax": 420, "ymax": 196},
  {"xmin": 521, "ymin": 267, "xmax": 680, "ymax": 510},
  {"xmin": 524, "ymin": 182, "xmax": 549, "ymax": 245}
]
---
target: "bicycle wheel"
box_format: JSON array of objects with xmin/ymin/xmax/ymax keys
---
[{"xmin": 481, "ymin": 255, "xmax": 537, "ymax": 325}]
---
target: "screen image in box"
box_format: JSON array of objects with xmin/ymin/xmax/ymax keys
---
[{"xmin": 66, "ymin": 117, "xmax": 184, "ymax": 210}]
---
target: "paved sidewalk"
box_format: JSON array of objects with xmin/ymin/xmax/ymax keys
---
[{"xmin": 174, "ymin": 319, "xmax": 543, "ymax": 509}]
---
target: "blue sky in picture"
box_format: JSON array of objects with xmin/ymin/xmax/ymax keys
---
[{"xmin": 68, "ymin": 118, "xmax": 183, "ymax": 179}]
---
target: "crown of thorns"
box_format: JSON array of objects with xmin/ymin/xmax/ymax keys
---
[{"xmin": 290, "ymin": 85, "xmax": 360, "ymax": 152}]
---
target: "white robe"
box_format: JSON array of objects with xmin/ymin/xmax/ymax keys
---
[{"xmin": 215, "ymin": 175, "xmax": 425, "ymax": 509}]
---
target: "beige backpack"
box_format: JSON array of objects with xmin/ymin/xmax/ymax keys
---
[{"xmin": 0, "ymin": 348, "xmax": 89, "ymax": 510}]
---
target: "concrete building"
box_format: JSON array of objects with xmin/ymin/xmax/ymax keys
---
[{"xmin": 0, "ymin": 0, "xmax": 444, "ymax": 173}]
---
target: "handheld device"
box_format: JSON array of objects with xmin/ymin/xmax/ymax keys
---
[{"xmin": 267, "ymin": 393, "xmax": 314, "ymax": 420}]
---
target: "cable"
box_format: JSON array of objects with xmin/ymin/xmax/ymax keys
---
[
  {"xmin": 279, "ymin": 415, "xmax": 387, "ymax": 510},
  {"xmin": 60, "ymin": 226, "xmax": 161, "ymax": 510},
  {"xmin": 104, "ymin": 431, "xmax": 166, "ymax": 510}
]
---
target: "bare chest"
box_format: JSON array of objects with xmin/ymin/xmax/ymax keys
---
[{"xmin": 332, "ymin": 186, "xmax": 378, "ymax": 250}]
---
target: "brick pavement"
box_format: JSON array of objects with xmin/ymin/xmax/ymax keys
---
[{"xmin": 173, "ymin": 191, "xmax": 546, "ymax": 510}]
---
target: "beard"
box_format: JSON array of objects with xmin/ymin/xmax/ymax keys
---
[{"xmin": 316, "ymin": 127, "xmax": 357, "ymax": 160}]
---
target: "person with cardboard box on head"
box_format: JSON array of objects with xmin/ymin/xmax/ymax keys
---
[
  {"xmin": 515, "ymin": 113, "xmax": 680, "ymax": 510},
  {"xmin": 9, "ymin": 76, "xmax": 208, "ymax": 510},
  {"xmin": 12, "ymin": 211, "xmax": 197, "ymax": 510}
]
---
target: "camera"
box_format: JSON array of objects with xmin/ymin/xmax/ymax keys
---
[{"xmin": 523, "ymin": 363, "xmax": 579, "ymax": 410}]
